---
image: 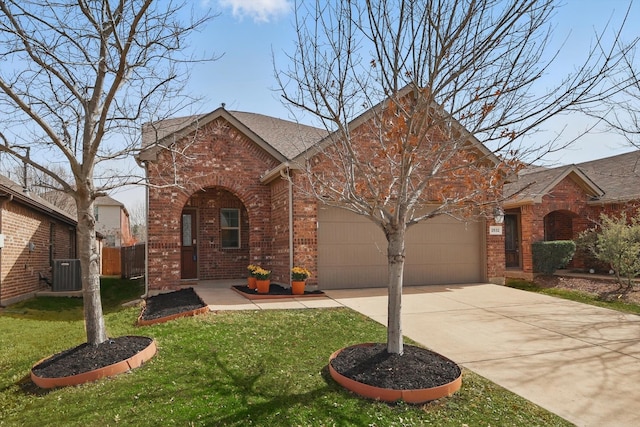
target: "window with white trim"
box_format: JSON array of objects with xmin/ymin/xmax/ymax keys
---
[{"xmin": 220, "ymin": 208, "xmax": 240, "ymax": 249}]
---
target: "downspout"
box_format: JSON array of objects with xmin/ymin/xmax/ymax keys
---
[
  {"xmin": 135, "ymin": 154, "xmax": 150, "ymax": 299},
  {"xmin": 144, "ymin": 178, "xmax": 149, "ymax": 298},
  {"xmin": 280, "ymin": 166, "xmax": 294, "ymax": 285}
]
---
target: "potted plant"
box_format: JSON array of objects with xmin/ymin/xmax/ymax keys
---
[
  {"xmin": 291, "ymin": 266, "xmax": 311, "ymax": 295},
  {"xmin": 247, "ymin": 264, "xmax": 258, "ymax": 289},
  {"xmin": 253, "ymin": 267, "xmax": 271, "ymax": 294}
]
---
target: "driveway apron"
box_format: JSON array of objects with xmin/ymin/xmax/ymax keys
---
[{"xmin": 325, "ymin": 284, "xmax": 640, "ymax": 427}]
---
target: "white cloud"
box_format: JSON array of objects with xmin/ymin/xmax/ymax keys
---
[{"xmin": 218, "ymin": 0, "xmax": 292, "ymax": 23}]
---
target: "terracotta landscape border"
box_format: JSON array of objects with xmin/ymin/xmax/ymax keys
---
[
  {"xmin": 31, "ymin": 337, "xmax": 157, "ymax": 389},
  {"xmin": 328, "ymin": 343, "xmax": 462, "ymax": 404},
  {"xmin": 136, "ymin": 304, "xmax": 209, "ymax": 326}
]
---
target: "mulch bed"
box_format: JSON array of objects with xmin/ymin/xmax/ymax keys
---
[
  {"xmin": 534, "ymin": 274, "xmax": 640, "ymax": 304},
  {"xmin": 30, "ymin": 288, "xmax": 206, "ymax": 385},
  {"xmin": 330, "ymin": 343, "xmax": 461, "ymax": 391},
  {"xmin": 232, "ymin": 283, "xmax": 325, "ymax": 300},
  {"xmin": 138, "ymin": 287, "xmax": 208, "ymax": 323},
  {"xmin": 31, "ymin": 336, "xmax": 152, "ymax": 379}
]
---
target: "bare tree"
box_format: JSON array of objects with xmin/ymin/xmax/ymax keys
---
[
  {"xmin": 129, "ymin": 200, "xmax": 147, "ymax": 243},
  {"xmin": 278, "ymin": 0, "xmax": 633, "ymax": 354},
  {"xmin": 0, "ymin": 0, "xmax": 213, "ymax": 345}
]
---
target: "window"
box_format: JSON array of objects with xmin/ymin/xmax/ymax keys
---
[{"xmin": 220, "ymin": 208, "xmax": 240, "ymax": 249}]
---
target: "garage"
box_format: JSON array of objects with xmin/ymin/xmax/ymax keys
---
[{"xmin": 317, "ymin": 207, "xmax": 485, "ymax": 289}]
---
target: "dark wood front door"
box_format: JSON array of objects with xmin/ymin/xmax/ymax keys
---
[
  {"xmin": 181, "ymin": 210, "xmax": 197, "ymax": 279},
  {"xmin": 505, "ymin": 214, "xmax": 520, "ymax": 268}
]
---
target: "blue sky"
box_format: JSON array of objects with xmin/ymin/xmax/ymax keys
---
[{"xmin": 114, "ymin": 0, "xmax": 640, "ymax": 207}]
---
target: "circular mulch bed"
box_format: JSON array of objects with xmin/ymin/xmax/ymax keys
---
[
  {"xmin": 329, "ymin": 343, "xmax": 462, "ymax": 403},
  {"xmin": 31, "ymin": 336, "xmax": 156, "ymax": 388}
]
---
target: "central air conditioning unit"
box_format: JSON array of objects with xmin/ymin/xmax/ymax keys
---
[{"xmin": 52, "ymin": 259, "xmax": 82, "ymax": 291}]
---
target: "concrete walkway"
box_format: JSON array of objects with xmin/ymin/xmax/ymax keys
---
[{"xmin": 194, "ymin": 281, "xmax": 640, "ymax": 427}]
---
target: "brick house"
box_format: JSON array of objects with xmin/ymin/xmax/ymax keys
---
[
  {"xmin": 0, "ymin": 174, "xmax": 77, "ymax": 305},
  {"xmin": 503, "ymin": 150, "xmax": 640, "ymax": 279},
  {"xmin": 138, "ymin": 102, "xmax": 506, "ymax": 291}
]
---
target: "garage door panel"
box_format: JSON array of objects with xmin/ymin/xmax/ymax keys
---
[{"xmin": 318, "ymin": 207, "xmax": 483, "ymax": 289}]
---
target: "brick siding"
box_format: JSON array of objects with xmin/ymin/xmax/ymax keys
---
[
  {"xmin": 1, "ymin": 202, "xmax": 76, "ymax": 304},
  {"xmin": 507, "ymin": 175, "xmax": 640, "ymax": 277},
  {"xmin": 145, "ymin": 112, "xmax": 506, "ymax": 289},
  {"xmin": 146, "ymin": 117, "xmax": 280, "ymax": 289}
]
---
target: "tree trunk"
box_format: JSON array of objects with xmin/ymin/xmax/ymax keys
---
[
  {"xmin": 77, "ymin": 196, "xmax": 108, "ymax": 346},
  {"xmin": 386, "ymin": 227, "xmax": 406, "ymax": 355}
]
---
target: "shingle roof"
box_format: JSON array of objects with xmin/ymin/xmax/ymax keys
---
[
  {"xmin": 0, "ymin": 174, "xmax": 77, "ymax": 224},
  {"xmin": 140, "ymin": 109, "xmax": 327, "ymax": 161},
  {"xmin": 504, "ymin": 150, "xmax": 640, "ymax": 205},
  {"xmin": 228, "ymin": 111, "xmax": 327, "ymax": 159},
  {"xmin": 577, "ymin": 150, "xmax": 640, "ymax": 203}
]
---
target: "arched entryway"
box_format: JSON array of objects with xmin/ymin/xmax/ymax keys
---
[
  {"xmin": 543, "ymin": 209, "xmax": 579, "ymax": 269},
  {"xmin": 180, "ymin": 187, "xmax": 250, "ymax": 280},
  {"xmin": 544, "ymin": 210, "xmax": 578, "ymax": 241}
]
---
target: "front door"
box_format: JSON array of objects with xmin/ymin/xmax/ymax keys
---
[
  {"xmin": 181, "ymin": 210, "xmax": 197, "ymax": 279},
  {"xmin": 505, "ymin": 214, "xmax": 520, "ymax": 268}
]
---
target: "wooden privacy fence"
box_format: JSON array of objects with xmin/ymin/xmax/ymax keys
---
[
  {"xmin": 102, "ymin": 243, "xmax": 146, "ymax": 279},
  {"xmin": 122, "ymin": 243, "xmax": 146, "ymax": 279},
  {"xmin": 102, "ymin": 247, "xmax": 121, "ymax": 276}
]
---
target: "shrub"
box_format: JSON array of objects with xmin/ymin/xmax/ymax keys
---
[
  {"xmin": 532, "ymin": 240, "xmax": 576, "ymax": 275},
  {"xmin": 576, "ymin": 212, "xmax": 640, "ymax": 287}
]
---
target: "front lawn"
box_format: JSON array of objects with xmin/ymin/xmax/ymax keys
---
[
  {"xmin": 0, "ymin": 277, "xmax": 144, "ymax": 321},
  {"xmin": 0, "ymin": 297, "xmax": 571, "ymax": 426}
]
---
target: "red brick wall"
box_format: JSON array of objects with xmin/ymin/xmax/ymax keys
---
[
  {"xmin": 145, "ymin": 110, "xmax": 510, "ymax": 289},
  {"xmin": 486, "ymin": 221, "xmax": 506, "ymax": 284},
  {"xmin": 291, "ymin": 172, "xmax": 318, "ymax": 286},
  {"xmin": 269, "ymin": 177, "xmax": 290, "ymax": 283},
  {"xmin": 185, "ymin": 189, "xmax": 250, "ymax": 279},
  {"xmin": 512, "ymin": 175, "xmax": 639, "ymax": 275},
  {"xmin": 145, "ymin": 117, "xmax": 280, "ymax": 289},
  {"xmin": 1, "ymin": 202, "xmax": 76, "ymax": 304}
]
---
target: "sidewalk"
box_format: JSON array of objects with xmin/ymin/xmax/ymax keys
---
[{"xmin": 194, "ymin": 281, "xmax": 640, "ymax": 427}]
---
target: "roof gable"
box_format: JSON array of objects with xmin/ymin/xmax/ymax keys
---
[
  {"xmin": 287, "ymin": 85, "xmax": 501, "ymax": 167},
  {"xmin": 138, "ymin": 108, "xmax": 326, "ymax": 163},
  {"xmin": 505, "ymin": 150, "xmax": 640, "ymax": 207}
]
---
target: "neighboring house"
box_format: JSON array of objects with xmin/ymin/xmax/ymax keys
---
[
  {"xmin": 503, "ymin": 150, "xmax": 640, "ymax": 279},
  {"xmin": 94, "ymin": 195, "xmax": 135, "ymax": 247},
  {"xmin": 0, "ymin": 174, "xmax": 78, "ymax": 306},
  {"xmin": 138, "ymin": 102, "xmax": 505, "ymax": 291}
]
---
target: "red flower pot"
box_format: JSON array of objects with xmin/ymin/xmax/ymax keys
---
[
  {"xmin": 291, "ymin": 280, "xmax": 306, "ymax": 295},
  {"xmin": 256, "ymin": 279, "xmax": 270, "ymax": 294}
]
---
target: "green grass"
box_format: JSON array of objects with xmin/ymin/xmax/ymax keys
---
[
  {"xmin": 0, "ymin": 277, "xmax": 144, "ymax": 321},
  {"xmin": 507, "ymin": 278, "xmax": 640, "ymax": 315},
  {"xmin": 0, "ymin": 294, "xmax": 571, "ymax": 427}
]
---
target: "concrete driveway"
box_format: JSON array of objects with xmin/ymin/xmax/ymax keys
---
[{"xmin": 325, "ymin": 283, "xmax": 640, "ymax": 427}]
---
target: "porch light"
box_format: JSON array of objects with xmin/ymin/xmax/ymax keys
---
[{"xmin": 493, "ymin": 207, "xmax": 504, "ymax": 224}]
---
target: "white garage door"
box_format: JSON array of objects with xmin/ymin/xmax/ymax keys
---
[{"xmin": 317, "ymin": 207, "xmax": 485, "ymax": 289}]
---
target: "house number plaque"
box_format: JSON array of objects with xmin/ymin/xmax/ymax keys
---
[{"xmin": 489, "ymin": 225, "xmax": 503, "ymax": 235}]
